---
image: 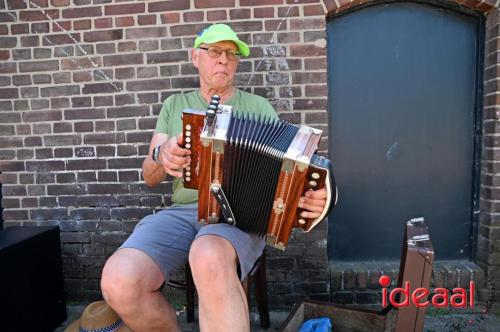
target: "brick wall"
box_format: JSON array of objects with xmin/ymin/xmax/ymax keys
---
[
  {"xmin": 0, "ymin": 0, "xmax": 331, "ymax": 304},
  {"xmin": 477, "ymin": 6, "xmax": 500, "ymax": 308},
  {"xmin": 1, "ymin": 0, "xmax": 500, "ymax": 309}
]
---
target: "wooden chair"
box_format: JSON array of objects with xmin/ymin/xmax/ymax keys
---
[{"xmin": 167, "ymin": 250, "xmax": 270, "ymax": 328}]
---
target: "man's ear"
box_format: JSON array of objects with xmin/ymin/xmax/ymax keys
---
[{"xmin": 192, "ymin": 48, "xmax": 199, "ymax": 69}]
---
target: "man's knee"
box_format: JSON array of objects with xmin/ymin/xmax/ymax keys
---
[
  {"xmin": 101, "ymin": 248, "xmax": 164, "ymax": 309},
  {"xmin": 189, "ymin": 236, "xmax": 238, "ymax": 282}
]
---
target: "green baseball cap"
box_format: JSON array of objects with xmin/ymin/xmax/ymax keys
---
[{"xmin": 194, "ymin": 24, "xmax": 250, "ymax": 57}]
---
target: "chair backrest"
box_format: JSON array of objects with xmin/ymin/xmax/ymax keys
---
[{"xmin": 394, "ymin": 218, "xmax": 434, "ymax": 332}]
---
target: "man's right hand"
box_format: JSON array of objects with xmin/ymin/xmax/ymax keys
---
[{"xmin": 157, "ymin": 133, "xmax": 191, "ymax": 178}]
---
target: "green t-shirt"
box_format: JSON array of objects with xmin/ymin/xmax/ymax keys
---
[{"xmin": 155, "ymin": 89, "xmax": 278, "ymax": 205}]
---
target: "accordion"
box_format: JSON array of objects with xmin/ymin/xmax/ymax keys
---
[{"xmin": 182, "ymin": 95, "xmax": 337, "ymax": 250}]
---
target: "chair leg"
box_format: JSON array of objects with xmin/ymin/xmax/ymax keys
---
[
  {"xmin": 186, "ymin": 266, "xmax": 195, "ymax": 323},
  {"xmin": 254, "ymin": 254, "xmax": 270, "ymax": 328}
]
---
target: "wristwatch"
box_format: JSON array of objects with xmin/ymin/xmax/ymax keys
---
[{"xmin": 152, "ymin": 145, "xmax": 161, "ymax": 164}]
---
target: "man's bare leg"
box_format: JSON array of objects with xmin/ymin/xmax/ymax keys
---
[
  {"xmin": 101, "ymin": 248, "xmax": 181, "ymax": 332},
  {"xmin": 190, "ymin": 235, "xmax": 249, "ymax": 332}
]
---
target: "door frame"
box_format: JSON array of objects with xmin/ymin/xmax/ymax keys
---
[{"xmin": 325, "ymin": 0, "xmax": 485, "ymax": 260}]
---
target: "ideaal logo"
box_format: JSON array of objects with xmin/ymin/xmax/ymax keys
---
[{"xmin": 379, "ymin": 275, "xmax": 475, "ymax": 308}]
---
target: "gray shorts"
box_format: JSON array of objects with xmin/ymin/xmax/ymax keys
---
[{"xmin": 120, "ymin": 203, "xmax": 266, "ymax": 282}]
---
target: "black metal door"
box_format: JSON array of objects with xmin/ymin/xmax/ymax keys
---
[{"xmin": 328, "ymin": 2, "xmax": 481, "ymax": 260}]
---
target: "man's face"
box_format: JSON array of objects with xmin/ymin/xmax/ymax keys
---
[{"xmin": 192, "ymin": 40, "xmax": 239, "ymax": 90}]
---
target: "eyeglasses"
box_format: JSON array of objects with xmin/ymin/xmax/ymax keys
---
[{"xmin": 198, "ymin": 46, "xmax": 240, "ymax": 61}]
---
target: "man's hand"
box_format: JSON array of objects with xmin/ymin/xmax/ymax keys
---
[
  {"xmin": 158, "ymin": 133, "xmax": 191, "ymax": 178},
  {"xmin": 298, "ymin": 188, "xmax": 327, "ymax": 219}
]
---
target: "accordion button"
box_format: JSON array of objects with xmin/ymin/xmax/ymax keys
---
[
  {"xmin": 185, "ymin": 144, "xmax": 191, "ymax": 149},
  {"xmin": 185, "ymin": 131, "xmax": 191, "ymax": 137},
  {"xmin": 186, "ymin": 171, "xmax": 191, "ymax": 176},
  {"xmin": 186, "ymin": 166, "xmax": 191, "ymax": 170},
  {"xmin": 298, "ymin": 219, "xmax": 306, "ymax": 225},
  {"xmin": 185, "ymin": 137, "xmax": 191, "ymax": 143},
  {"xmin": 185, "ymin": 124, "xmax": 192, "ymax": 130},
  {"xmin": 186, "ymin": 177, "xmax": 191, "ymax": 181},
  {"xmin": 309, "ymin": 180, "xmax": 317, "ymax": 187},
  {"xmin": 311, "ymin": 172, "xmax": 320, "ymax": 180}
]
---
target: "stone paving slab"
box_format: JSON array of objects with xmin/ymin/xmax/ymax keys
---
[{"xmin": 56, "ymin": 304, "xmax": 500, "ymax": 331}]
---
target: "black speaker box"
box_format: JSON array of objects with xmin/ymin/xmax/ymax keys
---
[{"xmin": 0, "ymin": 226, "xmax": 67, "ymax": 332}]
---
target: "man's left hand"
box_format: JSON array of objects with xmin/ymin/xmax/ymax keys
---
[{"xmin": 297, "ymin": 188, "xmax": 327, "ymax": 219}]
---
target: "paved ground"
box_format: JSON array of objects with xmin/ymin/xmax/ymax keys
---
[{"xmin": 56, "ymin": 303, "xmax": 500, "ymax": 331}]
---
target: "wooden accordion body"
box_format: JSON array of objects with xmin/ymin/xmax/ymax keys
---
[{"xmin": 182, "ymin": 100, "xmax": 337, "ymax": 250}]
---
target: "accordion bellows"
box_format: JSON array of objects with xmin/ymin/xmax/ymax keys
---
[{"xmin": 182, "ymin": 97, "xmax": 337, "ymax": 250}]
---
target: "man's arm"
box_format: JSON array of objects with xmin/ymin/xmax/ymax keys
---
[{"xmin": 142, "ymin": 133, "xmax": 191, "ymax": 187}]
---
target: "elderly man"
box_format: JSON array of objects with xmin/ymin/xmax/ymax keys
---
[{"xmin": 101, "ymin": 24, "xmax": 328, "ymax": 332}]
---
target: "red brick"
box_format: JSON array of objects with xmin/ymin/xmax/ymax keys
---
[
  {"xmin": 240, "ymin": 0, "xmax": 282, "ymax": 5},
  {"xmin": 62, "ymin": 6, "xmax": 101, "ymax": 19},
  {"xmin": 73, "ymin": 71, "xmax": 93, "ymax": 82},
  {"xmin": 194, "ymin": 0, "xmax": 234, "ymax": 8},
  {"xmin": 475, "ymin": 1, "xmax": 495, "ymax": 12},
  {"xmin": 103, "ymin": 54, "xmax": 143, "ymax": 66},
  {"xmin": 51, "ymin": 0, "xmax": 70, "ymax": 6},
  {"xmin": 0, "ymin": 88, "xmax": 19, "ymax": 99},
  {"xmin": 126, "ymin": 79, "xmax": 170, "ymax": 92},
  {"xmin": 292, "ymin": 72, "xmax": 327, "ymax": 84},
  {"xmin": 294, "ymin": 98, "xmax": 327, "ymax": 110},
  {"xmin": 19, "ymin": 10, "xmax": 59, "ymax": 21},
  {"xmin": 96, "ymin": 43, "xmax": 115, "ymax": 54},
  {"xmin": 230, "ymin": 9, "xmax": 250, "ymax": 19},
  {"xmin": 160, "ymin": 12, "xmax": 180, "ymax": 24},
  {"xmin": 0, "ymin": 12, "xmax": 17, "ymax": 22},
  {"xmin": 21, "ymin": 36, "xmax": 39, "ymax": 46},
  {"xmin": 116, "ymin": 16, "xmax": 135, "ymax": 27},
  {"xmin": 254, "ymin": 7, "xmax": 275, "ymax": 18},
  {"xmin": 22, "ymin": 110, "xmax": 62, "ymax": 122},
  {"xmin": 290, "ymin": 18, "xmax": 325, "ymax": 30},
  {"xmin": 84, "ymin": 29, "xmax": 123, "ymax": 42},
  {"xmin": 265, "ymin": 19, "xmax": 287, "ymax": 31},
  {"xmin": 32, "ymin": 22, "xmax": 50, "ymax": 33},
  {"xmin": 322, "ymin": 0, "xmax": 337, "ymax": 12},
  {"xmin": 105, "ymin": 3, "xmax": 145, "ymax": 15},
  {"xmin": 29, "ymin": 0, "xmax": 49, "ymax": 7},
  {"xmin": 118, "ymin": 41, "xmax": 137, "ymax": 52},
  {"xmin": 286, "ymin": 0, "xmax": 318, "ymax": 3},
  {"xmin": 138, "ymin": 14, "xmax": 156, "ymax": 25},
  {"xmin": 65, "ymin": 108, "xmax": 105, "ymax": 120},
  {"xmin": 42, "ymin": 33, "xmax": 80, "ymax": 45},
  {"xmin": 61, "ymin": 57, "xmax": 101, "ymax": 70},
  {"xmin": 280, "ymin": 6, "xmax": 300, "ymax": 17},
  {"xmin": 19, "ymin": 60, "xmax": 59, "ymax": 72},
  {"xmin": 6, "ymin": 0, "xmax": 27, "ymax": 9},
  {"xmin": 278, "ymin": 32, "xmax": 300, "ymax": 43},
  {"xmin": 304, "ymin": 4, "xmax": 325, "ymax": 15},
  {"xmin": 290, "ymin": 44, "xmax": 326, "ymax": 56},
  {"xmin": 0, "ymin": 25, "xmax": 8, "ymax": 35},
  {"xmin": 184, "ymin": 11, "xmax": 204, "ymax": 22},
  {"xmin": 229, "ymin": 21, "xmax": 262, "ymax": 32},
  {"xmin": 0, "ymin": 51, "xmax": 10, "ymax": 60},
  {"xmin": 0, "ymin": 62, "xmax": 16, "ymax": 73},
  {"xmin": 207, "ymin": 10, "xmax": 227, "ymax": 21},
  {"xmin": 146, "ymin": 50, "xmax": 187, "ymax": 63},
  {"xmin": 11, "ymin": 23, "xmax": 29, "ymax": 34},
  {"xmin": 125, "ymin": 27, "xmax": 166, "ymax": 39},
  {"xmin": 94, "ymin": 17, "xmax": 112, "ymax": 29},
  {"xmin": 0, "ymin": 37, "xmax": 16, "ymax": 48},
  {"xmin": 74, "ymin": 19, "xmax": 91, "ymax": 30},
  {"xmin": 171, "ymin": 23, "xmax": 208, "ymax": 36},
  {"xmin": 148, "ymin": 0, "xmax": 190, "ymax": 12},
  {"xmin": 52, "ymin": 20, "xmax": 71, "ymax": 32},
  {"xmin": 304, "ymin": 57, "xmax": 326, "ymax": 70}
]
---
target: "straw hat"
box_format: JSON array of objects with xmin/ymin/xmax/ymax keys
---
[{"xmin": 65, "ymin": 301, "xmax": 132, "ymax": 332}]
